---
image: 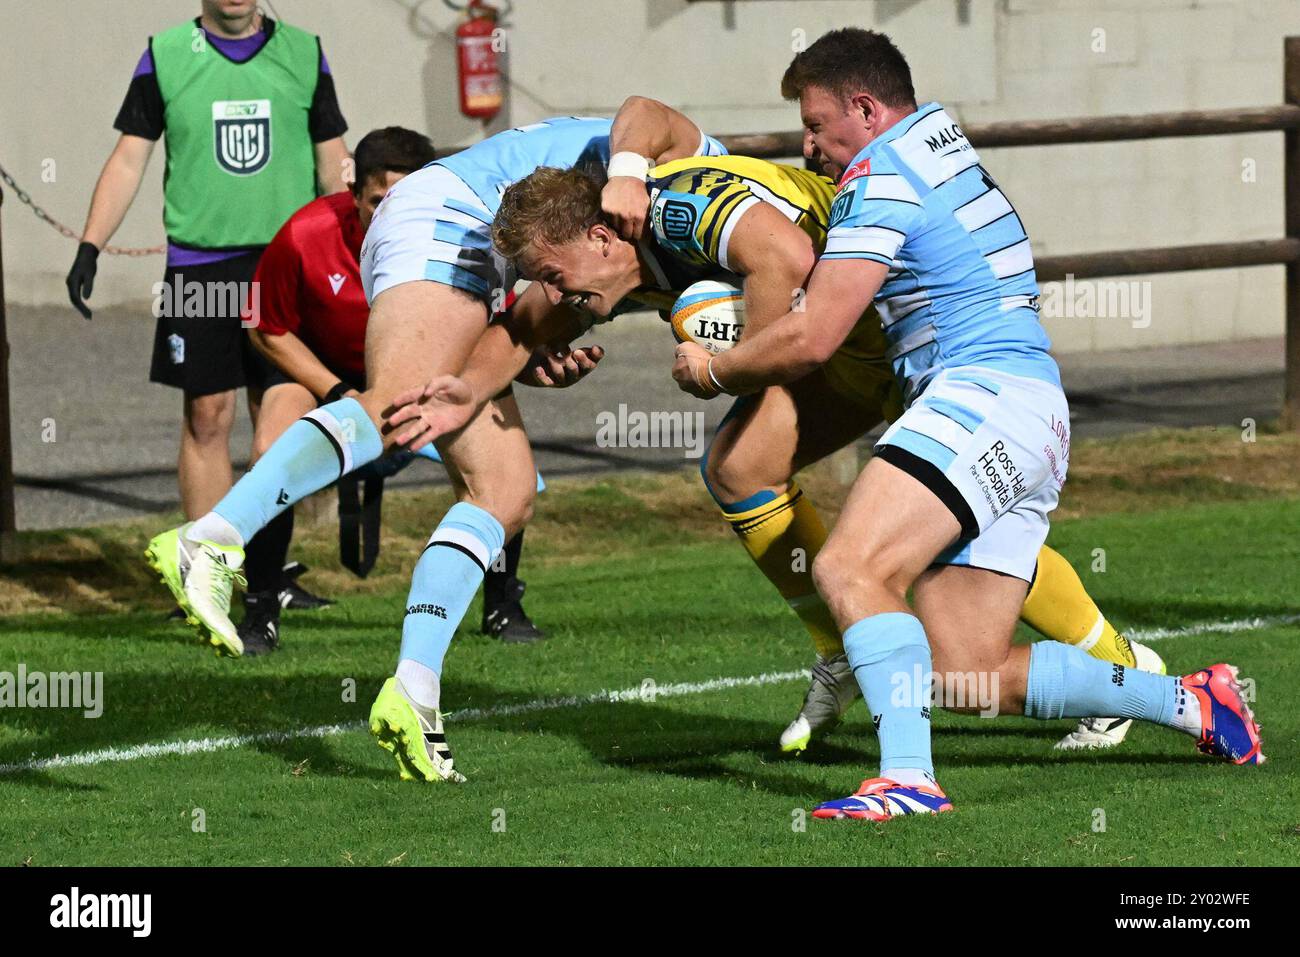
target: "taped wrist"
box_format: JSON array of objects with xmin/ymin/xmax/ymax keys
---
[{"xmin": 607, "ymin": 151, "xmax": 650, "ymax": 180}]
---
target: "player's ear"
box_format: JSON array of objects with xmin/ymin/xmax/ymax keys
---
[
  {"xmin": 853, "ymin": 92, "xmax": 885, "ymax": 132},
  {"xmin": 851, "ymin": 92, "xmax": 873, "ymax": 126}
]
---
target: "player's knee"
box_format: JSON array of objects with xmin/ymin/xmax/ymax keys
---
[
  {"xmin": 184, "ymin": 393, "xmax": 235, "ymax": 446},
  {"xmin": 473, "ymin": 485, "xmax": 534, "ymax": 539},
  {"xmin": 701, "ymin": 451, "xmax": 749, "ymax": 505},
  {"xmin": 813, "ymin": 540, "xmax": 908, "ymax": 607},
  {"xmin": 508, "ymin": 497, "xmax": 535, "ymax": 538},
  {"xmin": 811, "ymin": 546, "xmax": 851, "ymax": 605},
  {"xmin": 348, "ymin": 389, "xmax": 390, "ymax": 440},
  {"xmin": 250, "ymin": 429, "xmax": 275, "ymax": 462},
  {"xmin": 700, "ymin": 441, "xmax": 777, "ymax": 507}
]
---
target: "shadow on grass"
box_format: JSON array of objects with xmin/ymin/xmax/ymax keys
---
[
  {"xmin": 0, "ymin": 669, "xmax": 501, "ymax": 786},
  {"xmin": 3, "ymin": 589, "xmax": 1272, "ymax": 793},
  {"xmin": 466, "ymin": 695, "xmax": 1205, "ymax": 803}
]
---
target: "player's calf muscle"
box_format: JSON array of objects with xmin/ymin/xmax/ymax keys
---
[
  {"xmin": 917, "ymin": 566, "xmax": 1033, "ymax": 713},
  {"xmin": 439, "ymin": 401, "xmax": 536, "ymax": 536},
  {"xmin": 449, "ymin": 453, "xmax": 535, "ymax": 534},
  {"xmin": 251, "ymin": 385, "xmax": 315, "ymax": 461}
]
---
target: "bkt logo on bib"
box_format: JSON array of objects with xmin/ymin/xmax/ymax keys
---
[{"xmin": 213, "ymin": 99, "xmax": 271, "ymax": 175}]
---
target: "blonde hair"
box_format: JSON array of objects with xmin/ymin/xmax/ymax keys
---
[{"xmin": 492, "ymin": 166, "xmax": 606, "ymax": 261}]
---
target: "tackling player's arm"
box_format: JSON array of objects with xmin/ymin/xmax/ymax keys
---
[
  {"xmin": 467, "ymin": 283, "xmax": 599, "ymax": 395},
  {"xmin": 384, "ymin": 283, "xmax": 603, "ymax": 450},
  {"xmin": 603, "ymin": 96, "xmax": 716, "ymax": 239},
  {"xmin": 676, "ymin": 161, "xmax": 920, "ymax": 398},
  {"xmin": 675, "ymin": 258, "xmax": 888, "ymax": 397},
  {"xmin": 723, "ymin": 202, "xmax": 818, "ymax": 335}
]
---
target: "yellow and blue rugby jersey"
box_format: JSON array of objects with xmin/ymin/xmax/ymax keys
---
[
  {"xmin": 648, "ymin": 155, "xmax": 835, "ymax": 274},
  {"xmin": 823, "ymin": 102, "xmax": 1059, "ymax": 404},
  {"xmin": 436, "ymin": 116, "xmax": 727, "ymax": 215},
  {"xmin": 616, "ymin": 156, "xmax": 888, "ymax": 369}
]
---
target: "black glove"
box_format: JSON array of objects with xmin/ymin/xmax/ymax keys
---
[{"xmin": 66, "ymin": 241, "xmax": 100, "ymax": 320}]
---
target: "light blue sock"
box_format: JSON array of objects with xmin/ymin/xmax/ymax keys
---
[
  {"xmin": 1024, "ymin": 640, "xmax": 1190, "ymax": 728},
  {"xmin": 212, "ymin": 398, "xmax": 382, "ymax": 544},
  {"xmin": 843, "ymin": 612, "xmax": 935, "ymax": 776},
  {"xmin": 399, "ymin": 502, "xmax": 506, "ymax": 676}
]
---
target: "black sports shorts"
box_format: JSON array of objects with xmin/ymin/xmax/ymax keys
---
[{"xmin": 149, "ymin": 250, "xmax": 276, "ymax": 396}]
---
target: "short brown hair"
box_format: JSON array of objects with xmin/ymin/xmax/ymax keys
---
[
  {"xmin": 492, "ymin": 166, "xmax": 606, "ymax": 262},
  {"xmin": 781, "ymin": 28, "xmax": 916, "ymax": 109},
  {"xmin": 352, "ymin": 126, "xmax": 437, "ymax": 192}
]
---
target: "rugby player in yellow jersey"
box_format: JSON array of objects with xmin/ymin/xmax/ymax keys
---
[{"xmin": 386, "ymin": 154, "xmax": 1164, "ymax": 752}]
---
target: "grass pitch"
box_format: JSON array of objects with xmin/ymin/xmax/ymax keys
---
[{"xmin": 1, "ymin": 427, "xmax": 1297, "ymax": 866}]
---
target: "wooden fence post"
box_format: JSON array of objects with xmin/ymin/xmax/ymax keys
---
[
  {"xmin": 1284, "ymin": 37, "xmax": 1300, "ymax": 430},
  {"xmin": 0, "ymin": 184, "xmax": 16, "ymax": 563}
]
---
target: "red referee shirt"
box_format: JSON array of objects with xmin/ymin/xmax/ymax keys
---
[{"xmin": 248, "ymin": 192, "xmax": 368, "ymax": 383}]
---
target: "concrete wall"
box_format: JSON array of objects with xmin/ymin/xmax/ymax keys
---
[{"xmin": 1, "ymin": 0, "xmax": 1297, "ymax": 352}]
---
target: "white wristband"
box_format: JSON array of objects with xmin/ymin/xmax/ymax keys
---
[
  {"xmin": 706, "ymin": 357, "xmax": 728, "ymax": 395},
  {"xmin": 607, "ymin": 151, "xmax": 651, "ymax": 181}
]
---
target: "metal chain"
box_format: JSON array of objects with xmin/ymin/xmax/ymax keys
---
[{"xmin": 0, "ymin": 160, "xmax": 164, "ymax": 257}]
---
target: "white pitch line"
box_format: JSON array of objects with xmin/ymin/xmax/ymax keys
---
[
  {"xmin": 0, "ymin": 669, "xmax": 808, "ymax": 776},
  {"xmin": 0, "ymin": 721, "xmax": 362, "ymax": 776},
  {"xmin": 1128, "ymin": 613, "xmax": 1300, "ymax": 643},
  {"xmin": 2, "ymin": 612, "xmax": 1295, "ymax": 777}
]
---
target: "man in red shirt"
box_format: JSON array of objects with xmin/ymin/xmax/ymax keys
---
[{"xmin": 242, "ymin": 127, "xmax": 544, "ymax": 654}]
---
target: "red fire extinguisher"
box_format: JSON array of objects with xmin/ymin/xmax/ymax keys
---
[{"xmin": 456, "ymin": 0, "xmax": 503, "ymax": 120}]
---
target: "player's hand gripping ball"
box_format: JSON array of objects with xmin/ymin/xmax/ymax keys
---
[{"xmin": 668, "ymin": 278, "xmax": 745, "ymax": 355}]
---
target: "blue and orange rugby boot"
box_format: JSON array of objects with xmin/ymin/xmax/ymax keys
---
[
  {"xmin": 1183, "ymin": 663, "xmax": 1264, "ymax": 765},
  {"xmin": 812, "ymin": 776, "xmax": 954, "ymax": 822}
]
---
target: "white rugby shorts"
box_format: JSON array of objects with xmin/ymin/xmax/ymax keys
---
[
  {"xmin": 361, "ymin": 164, "xmax": 515, "ymax": 307},
  {"xmin": 874, "ymin": 366, "xmax": 1070, "ymax": 582}
]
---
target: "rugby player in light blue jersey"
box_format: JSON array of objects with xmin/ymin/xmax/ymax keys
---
[
  {"xmin": 147, "ymin": 100, "xmax": 725, "ymax": 783},
  {"xmin": 672, "ymin": 29, "xmax": 1263, "ymax": 820}
]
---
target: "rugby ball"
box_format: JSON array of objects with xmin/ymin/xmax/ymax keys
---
[{"xmin": 669, "ymin": 278, "xmax": 745, "ymax": 355}]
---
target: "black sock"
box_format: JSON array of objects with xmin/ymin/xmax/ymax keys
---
[
  {"xmin": 244, "ymin": 508, "xmax": 294, "ymax": 593},
  {"xmin": 484, "ymin": 530, "xmax": 525, "ymax": 606}
]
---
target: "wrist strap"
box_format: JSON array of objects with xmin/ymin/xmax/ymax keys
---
[
  {"xmin": 706, "ymin": 357, "xmax": 727, "ymax": 396},
  {"xmin": 321, "ymin": 381, "xmax": 351, "ymax": 405},
  {"xmin": 607, "ymin": 151, "xmax": 650, "ymax": 180}
]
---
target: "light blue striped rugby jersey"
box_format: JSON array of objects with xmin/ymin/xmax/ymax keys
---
[
  {"xmin": 822, "ymin": 102, "xmax": 1059, "ymax": 404},
  {"xmin": 434, "ymin": 116, "xmax": 728, "ymax": 215}
]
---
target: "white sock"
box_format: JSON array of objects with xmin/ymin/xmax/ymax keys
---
[
  {"xmin": 396, "ymin": 659, "xmax": 441, "ymax": 713},
  {"xmin": 185, "ymin": 512, "xmax": 244, "ymax": 549},
  {"xmin": 1172, "ymin": 683, "xmax": 1203, "ymax": 736},
  {"xmin": 883, "ymin": 767, "xmax": 938, "ymax": 789}
]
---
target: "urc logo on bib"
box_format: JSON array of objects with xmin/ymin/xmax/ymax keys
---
[{"xmin": 213, "ymin": 99, "xmax": 272, "ymax": 175}]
